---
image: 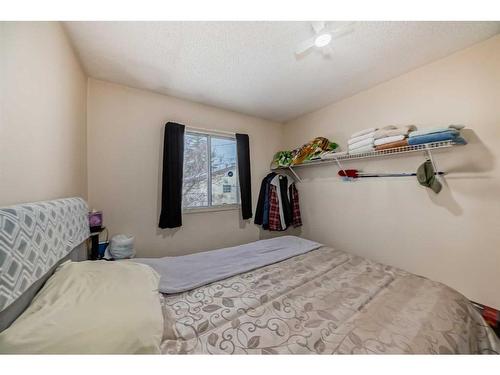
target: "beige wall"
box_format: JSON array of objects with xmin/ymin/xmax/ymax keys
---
[
  {"xmin": 87, "ymin": 79, "xmax": 283, "ymax": 257},
  {"xmin": 283, "ymin": 35, "xmax": 500, "ymax": 309},
  {"xmin": 6, "ymin": 23, "xmax": 496, "ymax": 309},
  {"xmin": 0, "ymin": 22, "xmax": 87, "ymax": 205}
]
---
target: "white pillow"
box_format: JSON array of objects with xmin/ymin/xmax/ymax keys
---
[{"xmin": 0, "ymin": 260, "xmax": 163, "ymax": 354}]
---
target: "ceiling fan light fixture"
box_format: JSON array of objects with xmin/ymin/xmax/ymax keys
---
[{"xmin": 314, "ymin": 33, "xmax": 332, "ymax": 48}]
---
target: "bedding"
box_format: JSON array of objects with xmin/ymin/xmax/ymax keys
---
[
  {"xmin": 160, "ymin": 245, "xmax": 499, "ymax": 354},
  {"xmin": 135, "ymin": 236, "xmax": 321, "ymax": 294},
  {"xmin": 0, "ymin": 242, "xmax": 87, "ymax": 332},
  {"xmin": 0, "ymin": 260, "xmax": 163, "ymax": 354}
]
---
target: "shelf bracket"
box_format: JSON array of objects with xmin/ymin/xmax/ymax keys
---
[
  {"xmin": 424, "ymin": 145, "xmax": 439, "ymax": 175},
  {"xmin": 333, "ymin": 157, "xmax": 350, "ymax": 181},
  {"xmin": 287, "ymin": 166, "xmax": 302, "ymax": 183}
]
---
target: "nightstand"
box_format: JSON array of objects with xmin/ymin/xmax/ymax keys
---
[{"xmin": 88, "ymin": 227, "xmax": 107, "ymax": 260}]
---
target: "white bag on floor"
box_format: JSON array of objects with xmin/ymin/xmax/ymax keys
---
[{"xmin": 109, "ymin": 234, "xmax": 135, "ymax": 259}]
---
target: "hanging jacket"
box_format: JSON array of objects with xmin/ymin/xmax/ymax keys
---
[
  {"xmin": 289, "ymin": 184, "xmax": 302, "ymax": 227},
  {"xmin": 270, "ymin": 175, "xmax": 286, "ymax": 229},
  {"xmin": 279, "ymin": 176, "xmax": 293, "ymax": 227},
  {"xmin": 262, "ymin": 178, "xmax": 272, "ymax": 230},
  {"xmin": 255, "ymin": 173, "xmax": 302, "ymax": 231},
  {"xmin": 270, "ymin": 174, "xmax": 296, "ymax": 230},
  {"xmin": 268, "ymin": 185, "xmax": 282, "ymax": 231},
  {"xmin": 254, "ymin": 172, "xmax": 276, "ymax": 225}
]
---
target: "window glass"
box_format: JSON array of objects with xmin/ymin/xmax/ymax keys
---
[
  {"xmin": 182, "ymin": 131, "xmax": 239, "ymax": 209},
  {"xmin": 211, "ymin": 136, "xmax": 239, "ymax": 206},
  {"xmin": 182, "ymin": 133, "xmax": 208, "ymax": 208}
]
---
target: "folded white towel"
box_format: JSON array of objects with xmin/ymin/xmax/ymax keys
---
[
  {"xmin": 374, "ymin": 125, "xmax": 416, "ymax": 140},
  {"xmin": 349, "ymin": 145, "xmax": 374, "ymax": 154},
  {"xmin": 374, "ymin": 135, "xmax": 406, "ymax": 146},
  {"xmin": 348, "ymin": 137, "xmax": 374, "ymax": 150},
  {"xmin": 351, "ymin": 127, "xmax": 378, "ymax": 139},
  {"xmin": 348, "ymin": 132, "xmax": 376, "ymax": 145}
]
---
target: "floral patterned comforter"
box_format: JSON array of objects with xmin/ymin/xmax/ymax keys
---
[{"xmin": 160, "ymin": 246, "xmax": 499, "ymax": 354}]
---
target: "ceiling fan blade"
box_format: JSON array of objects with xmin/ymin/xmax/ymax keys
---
[
  {"xmin": 326, "ymin": 22, "xmax": 356, "ymax": 40},
  {"xmin": 330, "ymin": 27, "xmax": 355, "ymax": 40},
  {"xmin": 295, "ymin": 37, "xmax": 316, "ymax": 55},
  {"xmin": 311, "ymin": 21, "xmax": 325, "ymax": 34}
]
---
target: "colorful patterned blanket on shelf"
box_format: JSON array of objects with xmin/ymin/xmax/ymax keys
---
[{"xmin": 271, "ymin": 137, "xmax": 338, "ymax": 168}]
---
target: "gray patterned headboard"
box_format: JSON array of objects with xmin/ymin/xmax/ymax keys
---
[{"xmin": 0, "ymin": 197, "xmax": 89, "ymax": 329}]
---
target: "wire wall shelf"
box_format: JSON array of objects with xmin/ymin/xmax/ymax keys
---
[{"xmin": 271, "ymin": 141, "xmax": 464, "ymax": 182}]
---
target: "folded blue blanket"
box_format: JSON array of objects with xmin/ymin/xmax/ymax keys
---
[
  {"xmin": 134, "ymin": 236, "xmax": 322, "ymax": 294},
  {"xmin": 408, "ymin": 130, "xmax": 467, "ymax": 146},
  {"xmin": 409, "ymin": 127, "xmax": 456, "ymax": 138}
]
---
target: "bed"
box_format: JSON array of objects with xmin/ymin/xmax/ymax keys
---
[
  {"xmin": 0, "ymin": 198, "xmax": 498, "ymax": 354},
  {"xmin": 159, "ymin": 243, "xmax": 498, "ymax": 354}
]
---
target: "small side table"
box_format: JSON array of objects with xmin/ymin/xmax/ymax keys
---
[{"xmin": 89, "ymin": 227, "xmax": 107, "ymax": 260}]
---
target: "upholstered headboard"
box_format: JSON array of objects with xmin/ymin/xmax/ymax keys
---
[{"xmin": 0, "ymin": 197, "xmax": 89, "ymax": 331}]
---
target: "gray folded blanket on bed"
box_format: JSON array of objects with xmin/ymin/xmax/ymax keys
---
[{"xmin": 134, "ymin": 236, "xmax": 322, "ymax": 294}]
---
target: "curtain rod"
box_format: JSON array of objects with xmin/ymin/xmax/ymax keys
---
[{"xmin": 186, "ymin": 125, "xmax": 236, "ymax": 137}]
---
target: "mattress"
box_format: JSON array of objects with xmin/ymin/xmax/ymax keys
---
[{"xmin": 160, "ymin": 246, "xmax": 498, "ymax": 354}]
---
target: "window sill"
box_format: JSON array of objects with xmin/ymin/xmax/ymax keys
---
[{"xmin": 183, "ymin": 205, "xmax": 240, "ymax": 214}]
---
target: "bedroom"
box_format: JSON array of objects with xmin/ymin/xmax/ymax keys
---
[{"xmin": 1, "ymin": 0, "xmax": 500, "ymax": 371}]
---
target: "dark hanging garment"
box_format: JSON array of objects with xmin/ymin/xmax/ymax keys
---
[
  {"xmin": 254, "ymin": 172, "xmax": 275, "ymax": 225},
  {"xmin": 262, "ymin": 176, "xmax": 273, "ymax": 230},
  {"xmin": 289, "ymin": 183, "xmax": 302, "ymax": 227},
  {"xmin": 254, "ymin": 176, "xmax": 268, "ymax": 225},
  {"xmin": 268, "ymin": 185, "xmax": 282, "ymax": 231},
  {"xmin": 159, "ymin": 122, "xmax": 185, "ymax": 229},
  {"xmin": 236, "ymin": 133, "xmax": 252, "ymax": 220},
  {"xmin": 279, "ymin": 176, "xmax": 293, "ymax": 227}
]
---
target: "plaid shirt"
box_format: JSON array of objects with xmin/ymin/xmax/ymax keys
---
[
  {"xmin": 290, "ymin": 184, "xmax": 302, "ymax": 227},
  {"xmin": 268, "ymin": 185, "xmax": 282, "ymax": 231}
]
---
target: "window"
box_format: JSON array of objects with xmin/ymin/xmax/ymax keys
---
[{"xmin": 182, "ymin": 131, "xmax": 239, "ymax": 210}]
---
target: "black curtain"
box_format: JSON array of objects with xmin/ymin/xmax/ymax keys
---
[
  {"xmin": 159, "ymin": 122, "xmax": 185, "ymax": 228},
  {"xmin": 236, "ymin": 133, "xmax": 252, "ymax": 220}
]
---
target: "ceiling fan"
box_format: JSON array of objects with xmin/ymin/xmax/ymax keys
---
[{"xmin": 295, "ymin": 21, "xmax": 355, "ymax": 57}]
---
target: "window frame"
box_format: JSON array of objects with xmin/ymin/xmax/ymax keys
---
[{"xmin": 182, "ymin": 129, "xmax": 240, "ymax": 214}]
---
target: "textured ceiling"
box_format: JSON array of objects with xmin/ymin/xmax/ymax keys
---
[{"xmin": 64, "ymin": 21, "xmax": 500, "ymax": 122}]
